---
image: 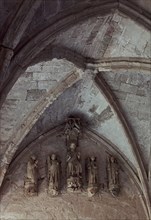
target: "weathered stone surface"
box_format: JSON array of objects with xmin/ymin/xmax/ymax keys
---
[
  {"xmin": 0, "ymin": 59, "xmax": 75, "ymax": 154},
  {"xmin": 55, "ymin": 11, "xmax": 151, "ymax": 59},
  {"xmin": 0, "ymin": 133, "xmax": 146, "ymax": 220},
  {"xmin": 104, "ymin": 12, "xmax": 151, "ymax": 58},
  {"xmin": 14, "ymin": 73, "xmax": 138, "ymax": 170},
  {"xmin": 26, "ymin": 89, "xmax": 46, "ymax": 101},
  {"xmin": 0, "ymin": 2, "xmax": 151, "ymax": 219},
  {"xmin": 102, "ymin": 70, "xmax": 151, "ymax": 170},
  {"xmin": 0, "ymin": 46, "xmax": 14, "ymax": 90}
]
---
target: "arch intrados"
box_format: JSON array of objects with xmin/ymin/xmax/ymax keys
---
[
  {"xmin": 1, "ymin": 1, "xmax": 151, "ymax": 106},
  {"xmin": 28, "ymin": 45, "xmax": 151, "ymax": 73},
  {"xmin": 0, "ymin": 55, "xmax": 150, "ymax": 217},
  {"xmin": 12, "ymin": 2, "xmax": 151, "ymax": 68}
]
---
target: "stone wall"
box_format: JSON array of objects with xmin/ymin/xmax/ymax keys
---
[
  {"xmin": 55, "ymin": 11, "xmax": 151, "ymax": 59},
  {"xmin": 14, "ymin": 70, "xmax": 138, "ymax": 169},
  {"xmin": 0, "ymin": 131, "xmax": 146, "ymax": 220},
  {"xmin": 0, "ymin": 59, "xmax": 75, "ymax": 156},
  {"xmin": 101, "ymin": 70, "xmax": 151, "ymax": 171},
  {"xmin": 0, "ymin": 6, "xmax": 150, "ymax": 219}
]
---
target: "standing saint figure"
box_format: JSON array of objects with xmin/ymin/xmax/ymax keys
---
[
  {"xmin": 87, "ymin": 156, "xmax": 98, "ymax": 186},
  {"xmin": 24, "ymin": 155, "xmax": 38, "ymax": 196},
  {"xmin": 66, "ymin": 142, "xmax": 82, "ymax": 191},
  {"xmin": 86, "ymin": 156, "xmax": 98, "ymax": 197},
  {"xmin": 47, "ymin": 153, "xmax": 60, "ymax": 196},
  {"xmin": 107, "ymin": 155, "xmax": 120, "ymax": 197}
]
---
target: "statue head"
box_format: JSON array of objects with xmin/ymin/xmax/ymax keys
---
[
  {"xmin": 90, "ymin": 156, "xmax": 96, "ymax": 161},
  {"xmin": 77, "ymin": 152, "xmax": 81, "ymax": 160},
  {"xmin": 51, "ymin": 154, "xmax": 56, "ymax": 160},
  {"xmin": 69, "ymin": 142, "xmax": 76, "ymax": 151},
  {"xmin": 110, "ymin": 156, "xmax": 115, "ymax": 163},
  {"xmin": 31, "ymin": 155, "xmax": 36, "ymax": 161}
]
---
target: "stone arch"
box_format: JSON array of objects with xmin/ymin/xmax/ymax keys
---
[
  {"xmin": 0, "ymin": 1, "xmax": 150, "ymax": 220},
  {"xmin": 0, "ymin": 68, "xmax": 82, "ymax": 186},
  {"xmin": 24, "ymin": 45, "xmax": 151, "ymax": 72},
  {"xmin": 95, "ymin": 73, "xmax": 150, "ymax": 218},
  {"xmin": 1, "ymin": 0, "xmax": 151, "ymax": 106},
  {"xmin": 1, "ymin": 125, "xmax": 148, "ymax": 219},
  {"xmin": 0, "ymin": 54, "xmax": 150, "ymax": 218}
]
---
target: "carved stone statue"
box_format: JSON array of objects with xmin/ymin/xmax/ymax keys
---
[
  {"xmin": 64, "ymin": 118, "xmax": 80, "ymax": 147},
  {"xmin": 24, "ymin": 155, "xmax": 38, "ymax": 196},
  {"xmin": 65, "ymin": 117, "xmax": 83, "ymax": 192},
  {"xmin": 47, "ymin": 153, "xmax": 60, "ymax": 196},
  {"xmin": 86, "ymin": 156, "xmax": 98, "ymax": 197},
  {"xmin": 107, "ymin": 155, "xmax": 120, "ymax": 197},
  {"xmin": 66, "ymin": 142, "xmax": 82, "ymax": 191}
]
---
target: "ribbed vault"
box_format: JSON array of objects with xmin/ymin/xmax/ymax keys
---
[{"xmin": 0, "ymin": 1, "xmax": 151, "ymax": 220}]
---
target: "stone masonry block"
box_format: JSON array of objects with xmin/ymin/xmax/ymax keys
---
[
  {"xmin": 120, "ymin": 83, "xmax": 137, "ymax": 94},
  {"xmin": 26, "ymin": 89, "xmax": 46, "ymax": 101},
  {"xmin": 33, "ymin": 72, "xmax": 52, "ymax": 80},
  {"xmin": 38, "ymin": 80, "xmax": 57, "ymax": 91},
  {"xmin": 107, "ymin": 80, "xmax": 121, "ymax": 91},
  {"xmin": 126, "ymin": 94, "xmax": 148, "ymax": 104},
  {"xmin": 114, "ymin": 91, "xmax": 127, "ymax": 100},
  {"xmin": 137, "ymin": 112, "xmax": 150, "ymax": 121},
  {"xmin": 136, "ymin": 88, "xmax": 147, "ymax": 97},
  {"xmin": 119, "ymin": 74, "xmax": 129, "ymax": 83},
  {"xmin": 24, "ymin": 72, "xmax": 33, "ymax": 78},
  {"xmin": 27, "ymin": 64, "xmax": 43, "ymax": 72},
  {"xmin": 102, "ymin": 72, "xmax": 116, "ymax": 81}
]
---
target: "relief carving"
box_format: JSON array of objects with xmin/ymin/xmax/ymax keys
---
[
  {"xmin": 107, "ymin": 155, "xmax": 120, "ymax": 197},
  {"xmin": 24, "ymin": 155, "xmax": 38, "ymax": 196},
  {"xmin": 23, "ymin": 119, "xmax": 122, "ymax": 199},
  {"xmin": 47, "ymin": 153, "xmax": 60, "ymax": 196}
]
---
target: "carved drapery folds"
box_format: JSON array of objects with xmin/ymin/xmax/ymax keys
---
[
  {"xmin": 24, "ymin": 155, "xmax": 38, "ymax": 196},
  {"xmin": 86, "ymin": 156, "xmax": 98, "ymax": 197},
  {"xmin": 107, "ymin": 155, "xmax": 120, "ymax": 197},
  {"xmin": 47, "ymin": 153, "xmax": 60, "ymax": 197},
  {"xmin": 65, "ymin": 118, "xmax": 82, "ymax": 192},
  {"xmin": 66, "ymin": 143, "xmax": 82, "ymax": 191},
  {"xmin": 24, "ymin": 119, "xmax": 120, "ymax": 198}
]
